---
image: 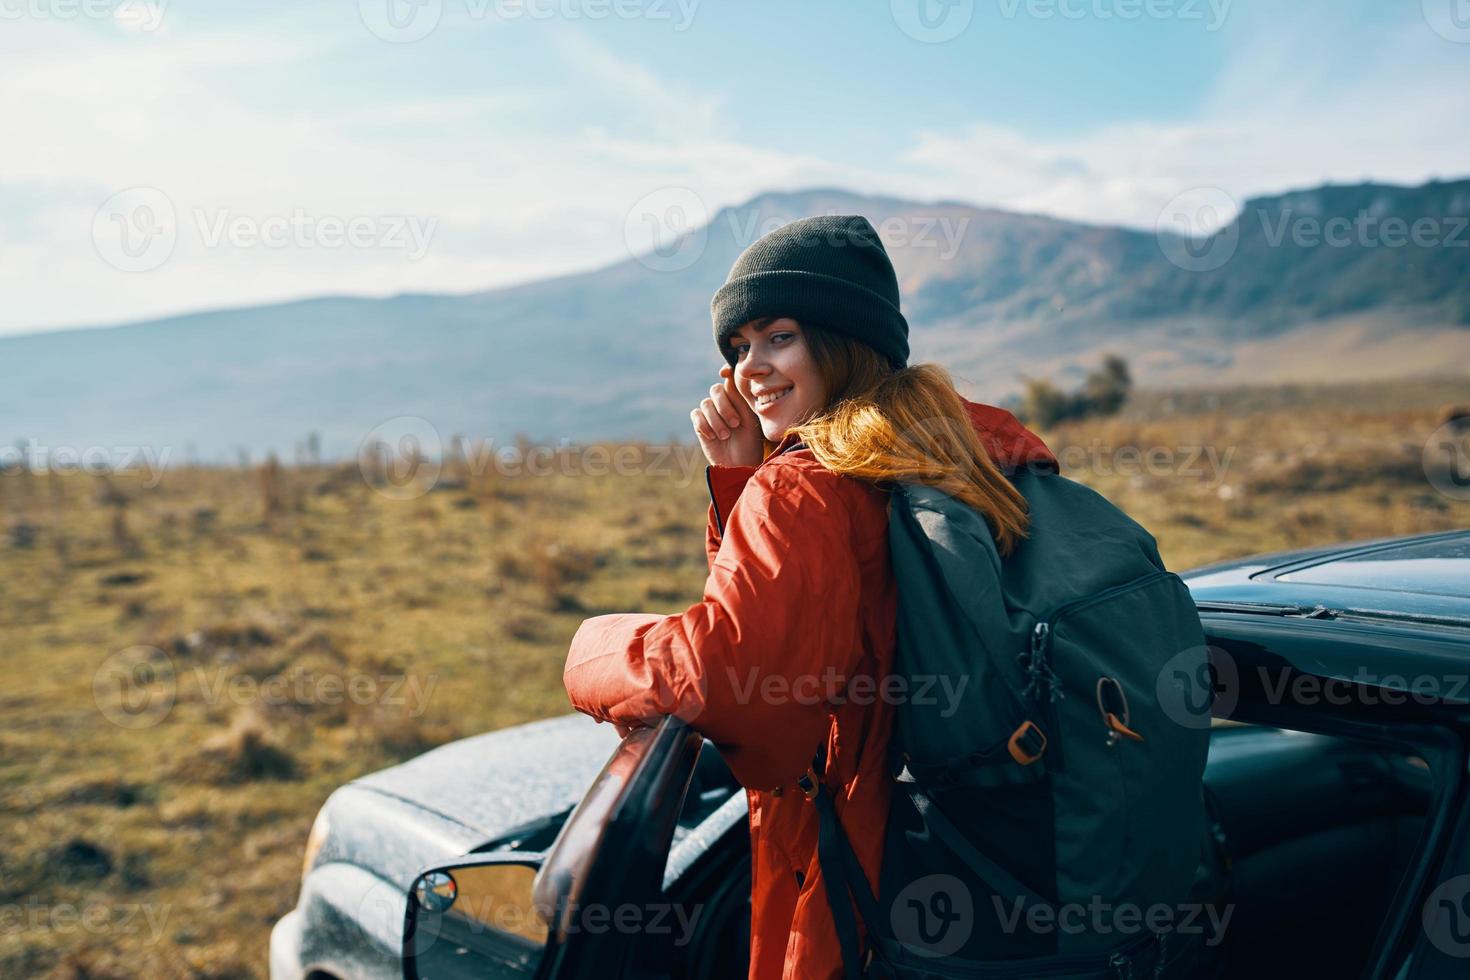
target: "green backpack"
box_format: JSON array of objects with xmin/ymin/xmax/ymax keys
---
[{"xmin": 806, "ymin": 465, "xmax": 1219, "ymax": 980}]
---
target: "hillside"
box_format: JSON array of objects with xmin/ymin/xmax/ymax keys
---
[{"xmin": 3, "ymin": 179, "xmax": 1467, "ymax": 459}]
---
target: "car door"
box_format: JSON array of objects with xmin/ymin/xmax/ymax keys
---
[
  {"xmin": 534, "ymin": 715, "xmax": 706, "ymax": 980},
  {"xmin": 403, "ymin": 715, "xmax": 706, "ymax": 980}
]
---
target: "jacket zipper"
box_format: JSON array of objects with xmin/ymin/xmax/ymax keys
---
[
  {"xmin": 705, "ymin": 440, "xmax": 809, "ymax": 538},
  {"xmin": 705, "ymin": 466, "xmax": 726, "ymax": 537}
]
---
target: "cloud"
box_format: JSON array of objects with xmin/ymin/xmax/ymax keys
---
[
  {"xmin": 2, "ymin": 7, "xmax": 1467, "ymax": 336},
  {"xmin": 897, "ymin": 15, "xmax": 1470, "ymax": 230}
]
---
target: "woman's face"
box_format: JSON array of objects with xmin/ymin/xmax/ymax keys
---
[{"xmin": 729, "ymin": 317, "xmax": 825, "ymax": 442}]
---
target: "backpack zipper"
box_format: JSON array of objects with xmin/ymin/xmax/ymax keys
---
[{"xmin": 1019, "ymin": 570, "xmax": 1179, "ymax": 772}]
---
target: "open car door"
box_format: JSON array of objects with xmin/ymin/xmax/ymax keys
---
[{"xmin": 403, "ymin": 715, "xmax": 705, "ymax": 980}]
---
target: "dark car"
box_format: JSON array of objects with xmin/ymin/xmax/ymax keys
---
[{"xmin": 270, "ymin": 529, "xmax": 1470, "ymax": 980}]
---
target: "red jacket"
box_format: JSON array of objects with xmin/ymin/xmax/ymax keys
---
[{"xmin": 563, "ymin": 398, "xmax": 1058, "ymax": 979}]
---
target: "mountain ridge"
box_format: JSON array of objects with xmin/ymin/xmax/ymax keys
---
[{"xmin": 5, "ymin": 177, "xmax": 1467, "ymax": 459}]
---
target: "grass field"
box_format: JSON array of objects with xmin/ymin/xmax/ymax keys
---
[{"xmin": 2, "ymin": 377, "xmax": 1468, "ymax": 978}]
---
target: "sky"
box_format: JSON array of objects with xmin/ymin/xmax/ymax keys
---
[{"xmin": 1, "ymin": 0, "xmax": 1467, "ymax": 336}]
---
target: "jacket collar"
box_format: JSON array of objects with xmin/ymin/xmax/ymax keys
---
[
  {"xmin": 960, "ymin": 397, "xmax": 1059, "ymax": 474},
  {"xmin": 764, "ymin": 430, "xmax": 807, "ymax": 461}
]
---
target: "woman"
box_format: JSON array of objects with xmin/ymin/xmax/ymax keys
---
[{"xmin": 563, "ymin": 215, "xmax": 1058, "ymax": 979}]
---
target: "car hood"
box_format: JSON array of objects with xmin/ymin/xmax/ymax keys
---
[
  {"xmin": 1181, "ymin": 529, "xmax": 1470, "ymax": 624},
  {"xmin": 314, "ymin": 713, "xmax": 621, "ymax": 890}
]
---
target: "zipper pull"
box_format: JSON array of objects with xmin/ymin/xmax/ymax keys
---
[
  {"xmin": 1096, "ymin": 677, "xmax": 1143, "ymax": 748},
  {"xmin": 1022, "ymin": 622, "xmax": 1061, "ymax": 702}
]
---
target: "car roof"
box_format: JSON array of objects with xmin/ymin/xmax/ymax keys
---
[{"xmin": 1182, "ymin": 529, "xmax": 1470, "ymax": 628}]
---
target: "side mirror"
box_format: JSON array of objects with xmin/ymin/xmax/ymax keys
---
[{"xmin": 403, "ymin": 852, "xmax": 549, "ymax": 980}]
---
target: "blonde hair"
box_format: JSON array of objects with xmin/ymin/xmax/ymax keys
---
[{"xmin": 777, "ymin": 321, "xmax": 1030, "ymax": 556}]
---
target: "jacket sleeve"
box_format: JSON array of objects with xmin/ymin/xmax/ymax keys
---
[
  {"xmin": 565, "ymin": 463, "xmax": 866, "ymax": 790},
  {"xmin": 704, "ymin": 463, "xmax": 758, "ymax": 569}
]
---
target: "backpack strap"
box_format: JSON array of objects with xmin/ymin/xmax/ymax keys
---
[
  {"xmin": 802, "ymin": 744, "xmax": 877, "ymax": 979},
  {"xmin": 898, "ymin": 779, "xmax": 1052, "ymax": 911}
]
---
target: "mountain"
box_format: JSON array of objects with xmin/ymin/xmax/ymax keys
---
[{"xmin": 4, "ymin": 179, "xmax": 1468, "ymax": 460}]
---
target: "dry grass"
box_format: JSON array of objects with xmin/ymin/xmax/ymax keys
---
[{"xmin": 1, "ymin": 378, "xmax": 1467, "ymax": 977}]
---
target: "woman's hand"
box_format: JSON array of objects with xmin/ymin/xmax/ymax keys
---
[{"xmin": 692, "ymin": 364, "xmax": 764, "ymax": 468}]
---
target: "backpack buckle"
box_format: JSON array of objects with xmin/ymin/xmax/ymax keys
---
[{"xmin": 1008, "ymin": 720, "xmax": 1048, "ymax": 765}]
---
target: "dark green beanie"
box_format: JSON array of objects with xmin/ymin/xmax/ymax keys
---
[{"xmin": 711, "ymin": 214, "xmax": 909, "ymax": 370}]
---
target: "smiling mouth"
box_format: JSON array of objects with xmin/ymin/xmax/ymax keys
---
[{"xmin": 755, "ymin": 387, "xmax": 792, "ymax": 410}]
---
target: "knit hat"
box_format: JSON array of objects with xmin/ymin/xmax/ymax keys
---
[{"xmin": 711, "ymin": 214, "xmax": 909, "ymax": 370}]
